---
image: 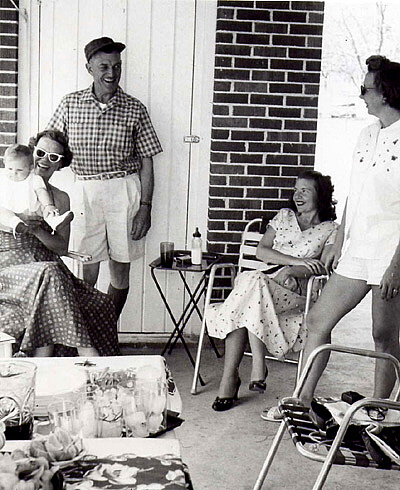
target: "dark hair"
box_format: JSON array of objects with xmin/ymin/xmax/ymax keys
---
[
  {"xmin": 4, "ymin": 143, "xmax": 33, "ymax": 167},
  {"xmin": 366, "ymin": 55, "xmax": 400, "ymax": 110},
  {"xmin": 28, "ymin": 129, "xmax": 72, "ymax": 168},
  {"xmin": 288, "ymin": 170, "xmax": 337, "ymax": 222}
]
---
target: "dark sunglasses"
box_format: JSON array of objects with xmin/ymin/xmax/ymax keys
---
[
  {"xmin": 360, "ymin": 85, "xmax": 374, "ymax": 96},
  {"xmin": 34, "ymin": 146, "xmax": 64, "ymax": 163}
]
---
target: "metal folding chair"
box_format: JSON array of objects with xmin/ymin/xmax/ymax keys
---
[
  {"xmin": 191, "ymin": 218, "xmax": 328, "ymax": 394},
  {"xmin": 253, "ymin": 344, "xmax": 400, "ymax": 490},
  {"xmin": 64, "ymin": 250, "xmax": 92, "ymax": 279}
]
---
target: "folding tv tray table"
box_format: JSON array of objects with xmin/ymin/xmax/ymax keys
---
[{"xmin": 149, "ymin": 250, "xmax": 222, "ymax": 386}]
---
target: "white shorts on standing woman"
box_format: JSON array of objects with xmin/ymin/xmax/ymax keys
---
[
  {"xmin": 70, "ymin": 173, "xmax": 144, "ymax": 263},
  {"xmin": 335, "ymin": 252, "xmax": 390, "ymax": 286}
]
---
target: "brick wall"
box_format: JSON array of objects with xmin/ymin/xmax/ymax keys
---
[
  {"xmin": 0, "ymin": 0, "xmax": 18, "ymax": 165},
  {"xmin": 208, "ymin": 0, "xmax": 325, "ymax": 271}
]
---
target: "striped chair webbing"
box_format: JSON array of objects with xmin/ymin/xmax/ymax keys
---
[{"xmin": 278, "ymin": 400, "xmax": 400, "ymax": 470}]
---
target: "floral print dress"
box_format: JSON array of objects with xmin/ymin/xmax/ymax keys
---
[{"xmin": 206, "ymin": 209, "xmax": 338, "ymax": 358}]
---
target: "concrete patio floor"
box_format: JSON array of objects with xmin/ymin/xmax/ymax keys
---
[{"xmin": 122, "ymin": 292, "xmax": 400, "ymax": 489}]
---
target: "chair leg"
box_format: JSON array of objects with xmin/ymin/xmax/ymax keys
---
[
  {"xmin": 312, "ymin": 453, "xmax": 336, "ymax": 490},
  {"xmin": 296, "ymin": 348, "xmax": 304, "ymax": 384},
  {"xmin": 252, "ymin": 421, "xmax": 287, "ymax": 490},
  {"xmin": 191, "ymin": 316, "xmax": 208, "ymax": 394}
]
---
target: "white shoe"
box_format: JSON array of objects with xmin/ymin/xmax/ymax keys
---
[
  {"xmin": 45, "ymin": 210, "xmax": 74, "ymax": 232},
  {"xmin": 260, "ymin": 405, "xmax": 283, "ymax": 422}
]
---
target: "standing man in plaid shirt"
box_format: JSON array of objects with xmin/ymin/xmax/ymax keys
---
[{"xmin": 48, "ymin": 37, "xmax": 162, "ymax": 319}]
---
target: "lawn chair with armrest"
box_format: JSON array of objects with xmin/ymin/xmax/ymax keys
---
[{"xmin": 253, "ymin": 344, "xmax": 400, "ymax": 490}]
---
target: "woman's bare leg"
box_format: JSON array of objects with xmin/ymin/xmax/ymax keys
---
[
  {"xmin": 77, "ymin": 346, "xmax": 99, "ymax": 357},
  {"xmin": 299, "ymin": 273, "xmax": 370, "ymax": 406},
  {"xmin": 33, "ymin": 345, "xmax": 54, "ymax": 357},
  {"xmin": 218, "ymin": 328, "xmax": 248, "ymax": 398},
  {"xmin": 248, "ymin": 332, "xmax": 267, "ymax": 381},
  {"xmin": 371, "ymin": 286, "xmax": 400, "ymax": 398}
]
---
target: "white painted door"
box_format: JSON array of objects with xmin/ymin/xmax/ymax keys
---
[{"xmin": 18, "ymin": 0, "xmax": 216, "ymax": 337}]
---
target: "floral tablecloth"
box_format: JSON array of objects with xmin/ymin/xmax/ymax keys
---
[{"xmin": 62, "ymin": 453, "xmax": 193, "ymax": 489}]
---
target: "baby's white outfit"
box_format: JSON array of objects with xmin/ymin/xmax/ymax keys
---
[
  {"xmin": 0, "ymin": 170, "xmax": 46, "ymax": 214},
  {"xmin": 0, "ymin": 169, "xmax": 73, "ymax": 234}
]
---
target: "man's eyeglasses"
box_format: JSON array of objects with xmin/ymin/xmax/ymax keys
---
[
  {"xmin": 360, "ymin": 85, "xmax": 374, "ymax": 96},
  {"xmin": 34, "ymin": 146, "xmax": 64, "ymax": 163}
]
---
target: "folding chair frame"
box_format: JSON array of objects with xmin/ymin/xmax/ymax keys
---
[
  {"xmin": 253, "ymin": 344, "xmax": 400, "ymax": 490},
  {"xmin": 65, "ymin": 250, "xmax": 92, "ymax": 279},
  {"xmin": 191, "ymin": 263, "xmax": 236, "ymax": 394}
]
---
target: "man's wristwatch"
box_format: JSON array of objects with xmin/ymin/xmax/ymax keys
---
[{"xmin": 140, "ymin": 200, "xmax": 152, "ymax": 208}]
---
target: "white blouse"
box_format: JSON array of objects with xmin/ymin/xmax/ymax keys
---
[{"xmin": 344, "ymin": 118, "xmax": 400, "ymax": 259}]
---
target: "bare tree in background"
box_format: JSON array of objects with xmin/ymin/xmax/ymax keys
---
[{"xmin": 322, "ymin": 1, "xmax": 400, "ymax": 89}]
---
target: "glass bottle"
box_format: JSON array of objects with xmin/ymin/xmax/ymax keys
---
[{"xmin": 191, "ymin": 228, "xmax": 202, "ymax": 265}]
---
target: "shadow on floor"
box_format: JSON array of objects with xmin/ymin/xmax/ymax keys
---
[{"xmin": 121, "ymin": 293, "xmax": 400, "ymax": 490}]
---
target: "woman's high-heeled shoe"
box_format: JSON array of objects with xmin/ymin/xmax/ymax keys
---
[
  {"xmin": 212, "ymin": 378, "xmax": 241, "ymax": 412},
  {"xmin": 249, "ymin": 366, "xmax": 269, "ymax": 393}
]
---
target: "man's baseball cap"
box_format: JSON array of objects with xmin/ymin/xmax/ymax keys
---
[{"xmin": 84, "ymin": 36, "xmax": 126, "ymax": 62}]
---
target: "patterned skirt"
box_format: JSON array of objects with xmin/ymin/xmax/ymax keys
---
[
  {"xmin": 0, "ymin": 230, "xmax": 120, "ymax": 356},
  {"xmin": 205, "ymin": 270, "xmax": 307, "ymax": 358}
]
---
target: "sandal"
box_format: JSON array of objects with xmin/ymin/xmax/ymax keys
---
[
  {"xmin": 212, "ymin": 378, "xmax": 241, "ymax": 412},
  {"xmin": 260, "ymin": 405, "xmax": 283, "ymax": 422},
  {"xmin": 280, "ymin": 397, "xmax": 307, "ymax": 407},
  {"xmin": 363, "ymin": 406, "xmax": 388, "ymax": 422},
  {"xmin": 260, "ymin": 397, "xmax": 309, "ymax": 422}
]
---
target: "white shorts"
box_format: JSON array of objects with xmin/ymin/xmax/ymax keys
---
[
  {"xmin": 70, "ymin": 173, "xmax": 144, "ymax": 263},
  {"xmin": 335, "ymin": 251, "xmax": 390, "ymax": 286}
]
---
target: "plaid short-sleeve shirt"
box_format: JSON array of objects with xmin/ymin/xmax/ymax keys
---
[{"xmin": 47, "ymin": 85, "xmax": 163, "ymax": 175}]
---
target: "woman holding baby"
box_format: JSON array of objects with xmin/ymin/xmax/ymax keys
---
[{"xmin": 0, "ymin": 129, "xmax": 120, "ymax": 357}]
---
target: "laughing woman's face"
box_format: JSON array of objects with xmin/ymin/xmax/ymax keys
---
[
  {"xmin": 33, "ymin": 136, "xmax": 64, "ymax": 180},
  {"xmin": 292, "ymin": 178, "xmax": 318, "ymax": 214}
]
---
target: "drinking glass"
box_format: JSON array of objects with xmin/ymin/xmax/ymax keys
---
[
  {"xmin": 160, "ymin": 242, "xmax": 174, "ymax": 267},
  {"xmin": 47, "ymin": 400, "xmax": 81, "ymax": 436},
  {"xmin": 93, "ymin": 387, "xmax": 123, "ymax": 438},
  {"xmin": 122, "ymin": 378, "xmax": 167, "ymax": 437}
]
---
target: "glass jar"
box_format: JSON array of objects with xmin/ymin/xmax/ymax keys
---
[{"xmin": 0, "ymin": 361, "xmax": 37, "ymax": 440}]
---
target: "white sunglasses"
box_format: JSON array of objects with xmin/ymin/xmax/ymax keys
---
[{"xmin": 34, "ymin": 146, "xmax": 64, "ymax": 163}]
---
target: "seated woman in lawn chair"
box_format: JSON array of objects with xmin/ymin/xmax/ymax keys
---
[{"xmin": 207, "ymin": 170, "xmax": 338, "ymax": 412}]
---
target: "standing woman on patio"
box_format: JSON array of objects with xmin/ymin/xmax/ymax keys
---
[
  {"xmin": 298, "ymin": 55, "xmax": 400, "ymax": 420},
  {"xmin": 208, "ymin": 170, "xmax": 337, "ymax": 411}
]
